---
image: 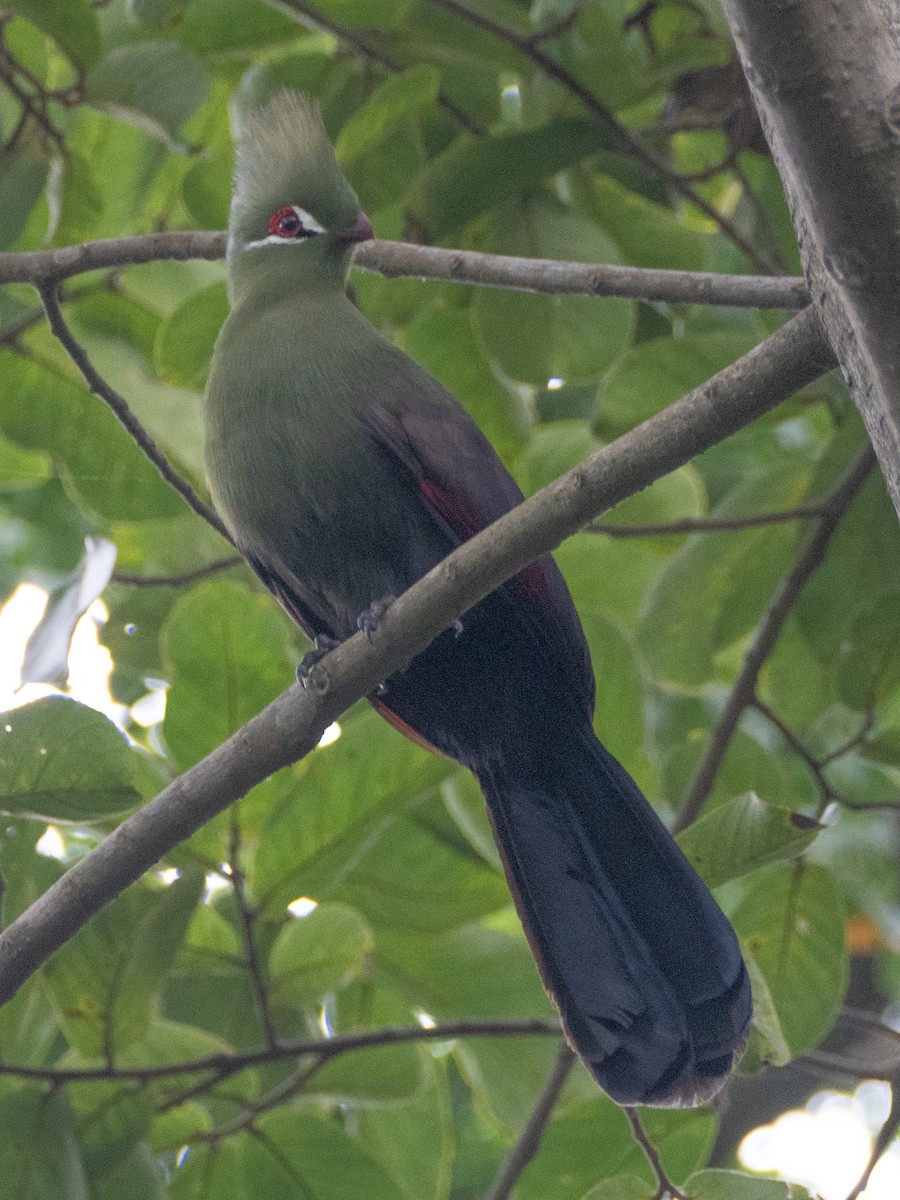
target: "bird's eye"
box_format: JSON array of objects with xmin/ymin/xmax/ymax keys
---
[{"xmin": 268, "ymin": 207, "xmax": 306, "ymax": 238}]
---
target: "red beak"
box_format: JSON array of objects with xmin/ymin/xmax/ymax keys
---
[{"xmin": 336, "ymin": 210, "xmax": 374, "ymax": 245}]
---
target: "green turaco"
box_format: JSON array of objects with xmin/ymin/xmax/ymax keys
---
[{"xmin": 205, "ymin": 89, "xmax": 751, "ymax": 1107}]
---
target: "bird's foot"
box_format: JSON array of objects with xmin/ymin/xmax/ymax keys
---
[
  {"xmin": 296, "ymin": 634, "xmax": 341, "ymax": 690},
  {"xmin": 357, "ymin": 594, "xmax": 395, "ymax": 642}
]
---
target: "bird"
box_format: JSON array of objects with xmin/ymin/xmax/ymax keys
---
[{"xmin": 204, "ymin": 89, "xmax": 752, "ymax": 1108}]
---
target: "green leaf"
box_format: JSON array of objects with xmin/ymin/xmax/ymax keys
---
[
  {"xmin": 334, "ymin": 791, "xmax": 511, "ymax": 932},
  {"xmin": 7, "ymin": 0, "xmax": 101, "ymax": 68},
  {"xmin": 268, "ymin": 901, "xmax": 375, "ymax": 1008},
  {"xmin": 0, "ymin": 432, "xmax": 50, "ymax": 488},
  {"xmin": 601, "ymin": 465, "xmax": 706, "ymax": 534},
  {"xmin": 252, "ymin": 1110, "xmax": 406, "ymax": 1200},
  {"xmin": 521, "ymin": 421, "xmax": 601, "ymax": 493},
  {"xmin": 254, "ymin": 706, "xmax": 453, "ymax": 916},
  {"xmin": 377, "ymin": 923, "xmax": 558, "ymax": 1129},
  {"xmin": 731, "ymin": 863, "xmax": 848, "ymax": 1060},
  {"xmin": 587, "ymin": 176, "xmax": 710, "ymax": 271},
  {"xmin": 181, "ymin": 153, "xmax": 232, "ymax": 229},
  {"xmin": 685, "ymin": 1170, "xmax": 815, "ymax": 1200},
  {"xmin": 0, "ymin": 134, "xmax": 49, "ymax": 250},
  {"xmin": 161, "ymin": 579, "xmax": 295, "ymax": 768},
  {"xmin": 580, "ymin": 1176, "xmax": 656, "ymax": 1200},
  {"xmin": 797, "ymin": 454, "xmax": 900, "ymax": 663},
  {"xmin": 91, "ymin": 1142, "xmax": 168, "ymax": 1200},
  {"xmin": 0, "ymin": 1087, "xmax": 90, "ymax": 1200},
  {"xmin": 48, "ymin": 152, "xmax": 104, "ymax": 245},
  {"xmin": 406, "ymin": 118, "xmax": 606, "ymax": 239},
  {"xmin": 307, "ymin": 1039, "xmax": 424, "ymax": 1106},
  {"xmin": 585, "ymin": 613, "xmax": 649, "ymax": 784},
  {"xmin": 359, "ymin": 1049, "xmax": 453, "ymax": 1200},
  {"xmin": 154, "ymin": 282, "xmax": 229, "ymax": 388},
  {"xmin": 0, "ymin": 696, "xmax": 144, "ymax": 820},
  {"xmin": 318, "ymin": 0, "xmax": 411, "ymax": 25},
  {"xmin": 176, "ymin": 0, "xmax": 300, "ymax": 53},
  {"xmin": 836, "ymin": 591, "xmax": 900, "ymax": 710},
  {"xmin": 677, "ymin": 793, "xmax": 823, "ymax": 889},
  {"xmin": 742, "ymin": 944, "xmax": 791, "ymax": 1068},
  {"xmin": 85, "ymin": 42, "xmax": 210, "ymax": 145},
  {"xmin": 337, "ymin": 66, "xmax": 440, "ymax": 164},
  {"xmin": 518, "ymin": 1098, "xmax": 715, "ymax": 1200},
  {"xmin": 598, "ymin": 332, "xmax": 756, "ymax": 437},
  {"xmin": 638, "ymin": 464, "xmax": 810, "ymax": 688},
  {"xmin": 0, "ymin": 353, "xmax": 184, "ymax": 521},
  {"xmin": 43, "ymin": 876, "xmax": 202, "ymax": 1055},
  {"xmin": 474, "ymin": 204, "xmax": 635, "ymax": 385},
  {"xmin": 127, "ymin": 0, "xmax": 188, "ymax": 31}
]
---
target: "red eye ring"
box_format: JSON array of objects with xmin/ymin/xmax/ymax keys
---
[{"xmin": 268, "ymin": 206, "xmax": 305, "ymax": 238}]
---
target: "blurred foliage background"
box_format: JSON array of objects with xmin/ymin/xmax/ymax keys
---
[{"xmin": 0, "ymin": 1, "xmax": 897, "ymax": 1198}]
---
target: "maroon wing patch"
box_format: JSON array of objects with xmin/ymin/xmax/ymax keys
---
[{"xmin": 419, "ymin": 477, "xmax": 553, "ymax": 612}]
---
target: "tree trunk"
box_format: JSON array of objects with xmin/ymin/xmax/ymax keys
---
[{"xmin": 721, "ymin": 0, "xmax": 900, "ymax": 518}]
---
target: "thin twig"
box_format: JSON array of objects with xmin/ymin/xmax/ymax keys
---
[
  {"xmin": 276, "ymin": 0, "xmax": 483, "ymax": 135},
  {"xmin": 588, "ymin": 505, "xmax": 823, "ymax": 537},
  {"xmin": 624, "ymin": 1107, "xmax": 688, "ymax": 1200},
  {"xmin": 752, "ymin": 695, "xmax": 835, "ymax": 807},
  {"xmin": 484, "ymin": 1043, "xmax": 574, "ymax": 1200},
  {"xmin": 36, "ymin": 282, "xmax": 232, "ymax": 543},
  {"xmin": 844, "ymin": 1068, "xmax": 900, "ymax": 1200},
  {"xmin": 673, "ymin": 445, "xmax": 877, "ymax": 833},
  {"xmin": 427, "ymin": 0, "xmax": 778, "ymax": 273},
  {"xmin": 0, "ymin": 1017, "xmax": 561, "ymax": 1084},
  {"xmin": 0, "ymin": 231, "xmax": 809, "ymax": 307},
  {"xmin": 799, "ymin": 1049, "xmax": 899, "ymax": 1082},
  {"xmin": 227, "ymin": 826, "xmax": 280, "ymax": 1051},
  {"xmin": 111, "ymin": 557, "xmax": 244, "ymax": 587}
]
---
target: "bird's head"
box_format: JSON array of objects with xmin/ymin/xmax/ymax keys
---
[{"xmin": 228, "ymin": 89, "xmax": 372, "ymax": 299}]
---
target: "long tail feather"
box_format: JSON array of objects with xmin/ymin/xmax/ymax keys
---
[{"xmin": 477, "ymin": 727, "xmax": 751, "ymax": 1107}]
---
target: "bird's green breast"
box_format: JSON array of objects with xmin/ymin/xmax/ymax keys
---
[{"xmin": 204, "ymin": 285, "xmax": 425, "ymax": 623}]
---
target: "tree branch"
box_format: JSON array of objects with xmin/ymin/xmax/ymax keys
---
[
  {"xmin": 111, "ymin": 557, "xmax": 244, "ymax": 587},
  {"xmin": 587, "ymin": 504, "xmax": 824, "ymax": 538},
  {"xmin": 0, "ymin": 1017, "xmax": 560, "ymax": 1084},
  {"xmin": 226, "ymin": 827, "xmax": 280, "ymax": 1052},
  {"xmin": 484, "ymin": 1043, "xmax": 575, "ymax": 1200},
  {"xmin": 624, "ymin": 1107, "xmax": 687, "ymax": 1200},
  {"xmin": 0, "ymin": 232, "xmax": 809, "ymax": 308},
  {"xmin": 37, "ymin": 282, "xmax": 232, "ymax": 543},
  {"xmin": 673, "ymin": 444, "xmax": 877, "ymax": 833},
  {"xmin": 721, "ymin": 0, "xmax": 900, "ymax": 518},
  {"xmin": 0, "ymin": 305, "xmax": 834, "ymax": 1004},
  {"xmin": 427, "ymin": 0, "xmax": 779, "ymax": 273}
]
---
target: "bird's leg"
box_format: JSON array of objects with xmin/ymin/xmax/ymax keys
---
[
  {"xmin": 357, "ymin": 594, "xmax": 396, "ymax": 641},
  {"xmin": 296, "ymin": 633, "xmax": 341, "ymax": 689}
]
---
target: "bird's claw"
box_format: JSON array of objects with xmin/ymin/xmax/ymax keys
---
[
  {"xmin": 296, "ymin": 634, "xmax": 341, "ymax": 689},
  {"xmin": 357, "ymin": 594, "xmax": 395, "ymax": 642}
]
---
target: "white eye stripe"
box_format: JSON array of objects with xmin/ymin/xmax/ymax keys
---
[
  {"xmin": 246, "ymin": 205, "xmax": 328, "ymax": 249},
  {"xmin": 290, "ymin": 206, "xmax": 326, "ymax": 234}
]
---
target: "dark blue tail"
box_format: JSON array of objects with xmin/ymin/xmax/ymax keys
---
[{"xmin": 477, "ymin": 726, "xmax": 751, "ymax": 1107}]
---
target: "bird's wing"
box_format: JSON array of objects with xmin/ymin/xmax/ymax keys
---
[{"xmin": 363, "ymin": 355, "xmax": 596, "ymax": 718}]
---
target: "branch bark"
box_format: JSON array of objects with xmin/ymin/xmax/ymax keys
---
[
  {"xmin": 721, "ymin": 0, "xmax": 900, "ymax": 518},
  {"xmin": 484, "ymin": 1044, "xmax": 576, "ymax": 1200},
  {"xmin": 0, "ymin": 304, "xmax": 835, "ymax": 1004},
  {"xmin": 0, "ymin": 232, "xmax": 808, "ymax": 308}
]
